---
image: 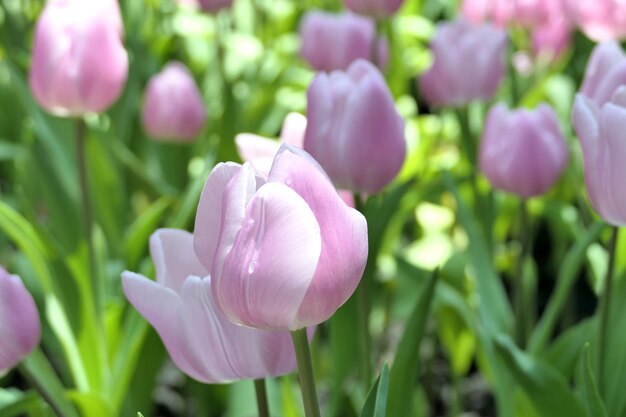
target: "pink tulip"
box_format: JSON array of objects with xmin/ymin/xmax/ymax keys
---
[
  {"xmin": 0, "ymin": 267, "xmax": 41, "ymax": 372},
  {"xmin": 122, "ymin": 229, "xmax": 299, "ymax": 382},
  {"xmin": 300, "ymin": 11, "xmax": 388, "ymax": 72},
  {"xmin": 462, "ymin": 0, "xmax": 563, "ymax": 28},
  {"xmin": 569, "ymin": 0, "xmax": 626, "ymax": 41},
  {"xmin": 532, "ymin": 15, "xmax": 572, "ymax": 60},
  {"xmin": 579, "ymin": 42, "xmax": 626, "ymax": 108},
  {"xmin": 193, "ymin": 146, "xmax": 368, "ymax": 330},
  {"xmin": 480, "ymin": 104, "xmax": 569, "ymax": 198},
  {"xmin": 142, "ymin": 62, "xmax": 206, "ymax": 142},
  {"xmin": 29, "ymin": 0, "xmax": 128, "ymax": 116},
  {"xmin": 343, "ymin": 0, "xmax": 405, "ymax": 18},
  {"xmin": 197, "ymin": 0, "xmax": 232, "ymax": 12},
  {"xmin": 304, "ymin": 60, "xmax": 405, "ymax": 194},
  {"xmin": 419, "ymin": 19, "xmax": 507, "ymax": 107},
  {"xmin": 573, "ymin": 87, "xmax": 626, "ymax": 225}
]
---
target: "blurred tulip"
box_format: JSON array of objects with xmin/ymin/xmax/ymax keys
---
[
  {"xmin": 300, "ymin": 11, "xmax": 387, "ymax": 71},
  {"xmin": 304, "ymin": 60, "xmax": 405, "ymax": 194},
  {"xmin": 419, "ymin": 19, "xmax": 507, "ymax": 107},
  {"xmin": 462, "ymin": 0, "xmax": 563, "ymax": 28},
  {"xmin": 480, "ymin": 104, "xmax": 569, "ymax": 198},
  {"xmin": 568, "ymin": 0, "xmax": 626, "ymax": 41},
  {"xmin": 198, "ymin": 0, "xmax": 232, "ymax": 12},
  {"xmin": 573, "ymin": 87, "xmax": 626, "ymax": 225},
  {"xmin": 142, "ymin": 62, "xmax": 206, "ymax": 142},
  {"xmin": 29, "ymin": 0, "xmax": 128, "ymax": 116},
  {"xmin": 122, "ymin": 229, "xmax": 298, "ymax": 383},
  {"xmin": 193, "ymin": 146, "xmax": 368, "ymax": 330},
  {"xmin": 580, "ymin": 42, "xmax": 626, "ymax": 108},
  {"xmin": 0, "ymin": 267, "xmax": 41, "ymax": 373},
  {"xmin": 343, "ymin": 0, "xmax": 405, "ymax": 18},
  {"xmin": 532, "ymin": 15, "xmax": 572, "ymax": 60}
]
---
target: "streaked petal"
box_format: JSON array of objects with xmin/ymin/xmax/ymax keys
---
[{"xmin": 150, "ymin": 229, "xmax": 207, "ymax": 292}]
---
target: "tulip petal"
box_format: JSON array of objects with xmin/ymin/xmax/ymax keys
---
[
  {"xmin": 235, "ymin": 133, "xmax": 279, "ymax": 179},
  {"xmin": 279, "ymin": 113, "xmax": 307, "ymax": 147},
  {"xmin": 150, "ymin": 229, "xmax": 207, "ymax": 292},
  {"xmin": 213, "ymin": 181, "xmax": 322, "ymax": 330}
]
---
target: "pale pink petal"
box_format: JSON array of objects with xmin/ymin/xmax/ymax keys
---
[{"xmin": 150, "ymin": 229, "xmax": 207, "ymax": 292}]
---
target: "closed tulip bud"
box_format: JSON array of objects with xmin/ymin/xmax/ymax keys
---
[
  {"xmin": 420, "ymin": 19, "xmax": 507, "ymax": 107},
  {"xmin": 142, "ymin": 62, "xmax": 206, "ymax": 142},
  {"xmin": 0, "ymin": 267, "xmax": 41, "ymax": 373},
  {"xmin": 573, "ymin": 87, "xmax": 626, "ymax": 225},
  {"xmin": 300, "ymin": 11, "xmax": 388, "ymax": 72},
  {"xmin": 193, "ymin": 146, "xmax": 368, "ymax": 330},
  {"xmin": 122, "ymin": 229, "xmax": 299, "ymax": 382},
  {"xmin": 480, "ymin": 104, "xmax": 569, "ymax": 198},
  {"xmin": 569, "ymin": 0, "xmax": 626, "ymax": 41},
  {"xmin": 29, "ymin": 0, "xmax": 128, "ymax": 117},
  {"xmin": 343, "ymin": 0, "xmax": 405, "ymax": 18},
  {"xmin": 579, "ymin": 42, "xmax": 626, "ymax": 108},
  {"xmin": 198, "ymin": 0, "xmax": 232, "ymax": 13},
  {"xmin": 303, "ymin": 60, "xmax": 405, "ymax": 194}
]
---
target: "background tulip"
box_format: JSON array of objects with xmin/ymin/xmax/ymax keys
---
[
  {"xmin": 568, "ymin": 0, "xmax": 626, "ymax": 41},
  {"xmin": 299, "ymin": 11, "xmax": 387, "ymax": 71},
  {"xmin": 419, "ymin": 19, "xmax": 507, "ymax": 107},
  {"xmin": 479, "ymin": 104, "xmax": 569, "ymax": 198},
  {"xmin": 198, "ymin": 0, "xmax": 232, "ymax": 13},
  {"xmin": 122, "ymin": 229, "xmax": 298, "ymax": 383},
  {"xmin": 573, "ymin": 88, "xmax": 626, "ymax": 225},
  {"xmin": 532, "ymin": 15, "xmax": 572, "ymax": 60},
  {"xmin": 303, "ymin": 59, "xmax": 405, "ymax": 194},
  {"xmin": 0, "ymin": 267, "xmax": 41, "ymax": 373},
  {"xmin": 579, "ymin": 42, "xmax": 626, "ymax": 108},
  {"xmin": 29, "ymin": 0, "xmax": 128, "ymax": 116},
  {"xmin": 142, "ymin": 62, "xmax": 206, "ymax": 142},
  {"xmin": 462, "ymin": 0, "xmax": 560, "ymax": 28},
  {"xmin": 193, "ymin": 146, "xmax": 368, "ymax": 330},
  {"xmin": 343, "ymin": 0, "xmax": 405, "ymax": 18}
]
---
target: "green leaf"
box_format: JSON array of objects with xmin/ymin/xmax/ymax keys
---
[
  {"xmin": 123, "ymin": 197, "xmax": 171, "ymax": 270},
  {"xmin": 0, "ymin": 390, "xmax": 40, "ymax": 417},
  {"xmin": 387, "ymin": 269, "xmax": 438, "ymax": 417},
  {"xmin": 361, "ymin": 363, "xmax": 390, "ymax": 417},
  {"xmin": 494, "ymin": 334, "xmax": 587, "ymax": 417},
  {"xmin": 580, "ymin": 344, "xmax": 607, "ymax": 417},
  {"xmin": 541, "ymin": 319, "xmax": 593, "ymax": 380}
]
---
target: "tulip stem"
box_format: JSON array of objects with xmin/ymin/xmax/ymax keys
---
[
  {"xmin": 19, "ymin": 362, "xmax": 68, "ymax": 417},
  {"xmin": 253, "ymin": 379, "xmax": 270, "ymax": 417},
  {"xmin": 75, "ymin": 119, "xmax": 102, "ymax": 317},
  {"xmin": 514, "ymin": 198, "xmax": 531, "ymax": 347},
  {"xmin": 598, "ymin": 226, "xmax": 619, "ymax": 391},
  {"xmin": 291, "ymin": 328, "xmax": 321, "ymax": 417}
]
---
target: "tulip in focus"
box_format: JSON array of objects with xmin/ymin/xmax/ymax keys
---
[
  {"xmin": 579, "ymin": 42, "xmax": 626, "ymax": 108},
  {"xmin": 193, "ymin": 146, "xmax": 368, "ymax": 330},
  {"xmin": 300, "ymin": 11, "xmax": 388, "ymax": 71},
  {"xmin": 0, "ymin": 267, "xmax": 41, "ymax": 373},
  {"xmin": 29, "ymin": 0, "xmax": 128, "ymax": 116},
  {"xmin": 479, "ymin": 104, "xmax": 569, "ymax": 198},
  {"xmin": 569, "ymin": 0, "xmax": 626, "ymax": 41},
  {"xmin": 304, "ymin": 60, "xmax": 405, "ymax": 194},
  {"xmin": 573, "ymin": 87, "xmax": 626, "ymax": 226},
  {"xmin": 343, "ymin": 0, "xmax": 405, "ymax": 18},
  {"xmin": 142, "ymin": 62, "xmax": 206, "ymax": 142},
  {"xmin": 122, "ymin": 229, "xmax": 299, "ymax": 382},
  {"xmin": 419, "ymin": 19, "xmax": 507, "ymax": 107}
]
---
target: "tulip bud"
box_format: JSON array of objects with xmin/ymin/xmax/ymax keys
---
[
  {"xmin": 303, "ymin": 60, "xmax": 405, "ymax": 194},
  {"xmin": 0, "ymin": 267, "xmax": 41, "ymax": 373},
  {"xmin": 532, "ymin": 16, "xmax": 572, "ymax": 60},
  {"xmin": 419, "ymin": 19, "xmax": 507, "ymax": 107},
  {"xmin": 198, "ymin": 0, "xmax": 232, "ymax": 13},
  {"xmin": 579, "ymin": 42, "xmax": 626, "ymax": 108},
  {"xmin": 142, "ymin": 62, "xmax": 206, "ymax": 142},
  {"xmin": 300, "ymin": 11, "xmax": 388, "ymax": 72},
  {"xmin": 193, "ymin": 146, "xmax": 368, "ymax": 330},
  {"xmin": 479, "ymin": 104, "xmax": 569, "ymax": 198},
  {"xmin": 343, "ymin": 0, "xmax": 405, "ymax": 18},
  {"xmin": 122, "ymin": 229, "xmax": 299, "ymax": 383},
  {"xmin": 569, "ymin": 0, "xmax": 626, "ymax": 41},
  {"xmin": 573, "ymin": 88, "xmax": 626, "ymax": 226},
  {"xmin": 29, "ymin": 0, "xmax": 128, "ymax": 117}
]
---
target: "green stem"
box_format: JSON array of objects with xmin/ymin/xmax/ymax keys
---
[
  {"xmin": 75, "ymin": 119, "xmax": 101, "ymax": 317},
  {"xmin": 291, "ymin": 328, "xmax": 321, "ymax": 417},
  {"xmin": 598, "ymin": 226, "xmax": 619, "ymax": 390},
  {"xmin": 19, "ymin": 363, "xmax": 68, "ymax": 417},
  {"xmin": 514, "ymin": 198, "xmax": 531, "ymax": 347},
  {"xmin": 254, "ymin": 379, "xmax": 270, "ymax": 417}
]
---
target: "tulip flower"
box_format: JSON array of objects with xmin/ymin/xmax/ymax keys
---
[
  {"xmin": 122, "ymin": 229, "xmax": 299, "ymax": 382},
  {"xmin": 0, "ymin": 267, "xmax": 41, "ymax": 373},
  {"xmin": 343, "ymin": 0, "xmax": 405, "ymax": 18},
  {"xmin": 303, "ymin": 60, "xmax": 405, "ymax": 194},
  {"xmin": 579, "ymin": 42, "xmax": 626, "ymax": 108},
  {"xmin": 300, "ymin": 11, "xmax": 388, "ymax": 71},
  {"xmin": 142, "ymin": 62, "xmax": 206, "ymax": 142},
  {"xmin": 569, "ymin": 0, "xmax": 626, "ymax": 41},
  {"xmin": 462, "ymin": 0, "xmax": 566, "ymax": 28},
  {"xmin": 419, "ymin": 19, "xmax": 507, "ymax": 107},
  {"xmin": 532, "ymin": 16, "xmax": 572, "ymax": 60},
  {"xmin": 572, "ymin": 87, "xmax": 626, "ymax": 225},
  {"xmin": 198, "ymin": 0, "xmax": 232, "ymax": 12},
  {"xmin": 29, "ymin": 0, "xmax": 128, "ymax": 116},
  {"xmin": 479, "ymin": 104, "xmax": 569, "ymax": 198},
  {"xmin": 193, "ymin": 146, "xmax": 368, "ymax": 330}
]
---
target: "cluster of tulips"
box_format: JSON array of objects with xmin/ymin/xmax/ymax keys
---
[{"xmin": 3, "ymin": 0, "xmax": 626, "ymax": 416}]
